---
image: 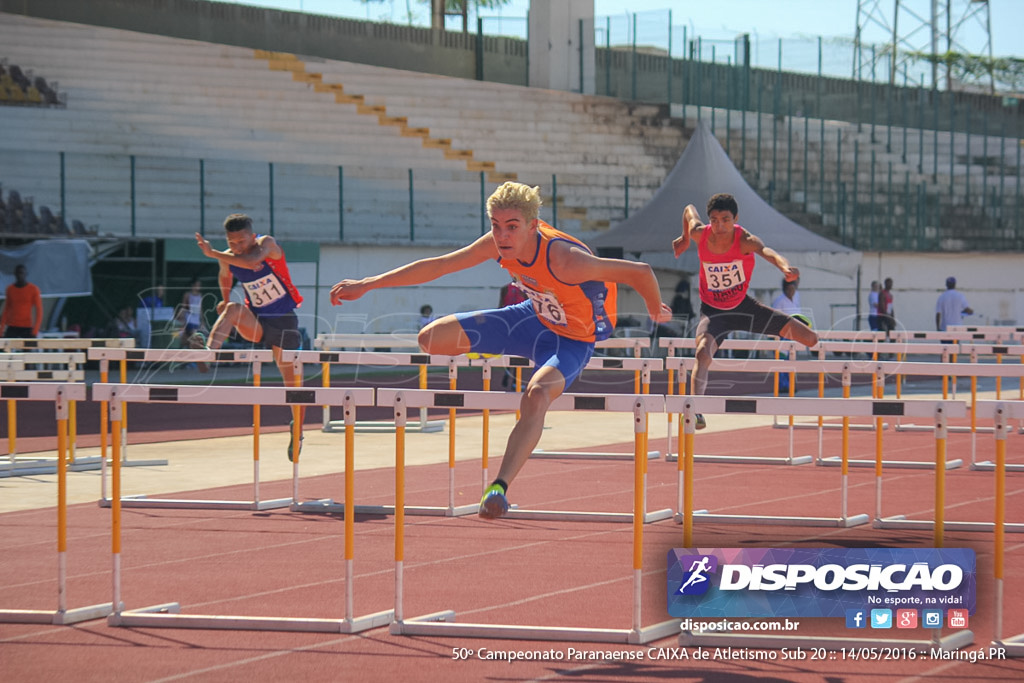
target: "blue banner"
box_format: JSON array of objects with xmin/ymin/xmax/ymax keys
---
[{"xmin": 668, "ymin": 548, "xmax": 976, "ymax": 619}]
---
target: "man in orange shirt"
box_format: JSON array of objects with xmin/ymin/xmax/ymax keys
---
[{"xmin": 1, "ymin": 264, "xmax": 43, "ymax": 338}]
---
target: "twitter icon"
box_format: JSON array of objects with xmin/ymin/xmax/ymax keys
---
[{"xmin": 870, "ymin": 609, "xmax": 893, "ymax": 629}]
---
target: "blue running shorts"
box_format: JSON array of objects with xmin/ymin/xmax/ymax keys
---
[{"xmin": 455, "ymin": 301, "xmax": 594, "ymax": 387}]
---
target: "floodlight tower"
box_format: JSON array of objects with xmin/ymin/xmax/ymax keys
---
[{"xmin": 854, "ymin": 0, "xmax": 993, "ymax": 91}]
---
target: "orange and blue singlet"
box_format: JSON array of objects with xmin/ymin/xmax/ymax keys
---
[{"xmin": 454, "ymin": 222, "xmax": 616, "ymax": 387}]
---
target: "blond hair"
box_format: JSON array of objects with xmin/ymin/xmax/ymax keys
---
[{"xmin": 486, "ymin": 182, "xmax": 542, "ymax": 224}]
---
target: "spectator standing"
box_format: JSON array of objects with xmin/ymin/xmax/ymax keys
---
[
  {"xmin": 877, "ymin": 277, "xmax": 896, "ymax": 338},
  {"xmin": 936, "ymin": 277, "xmax": 973, "ymax": 331},
  {"xmin": 418, "ymin": 304, "xmax": 436, "ymax": 330},
  {"xmin": 867, "ymin": 281, "xmax": 881, "ymax": 331},
  {"xmin": 1, "ymin": 264, "xmax": 43, "ymax": 337},
  {"xmin": 771, "ymin": 278, "xmax": 802, "ymax": 316}
]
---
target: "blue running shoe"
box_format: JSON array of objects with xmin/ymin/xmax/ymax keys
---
[{"xmin": 478, "ymin": 484, "xmax": 509, "ymax": 519}]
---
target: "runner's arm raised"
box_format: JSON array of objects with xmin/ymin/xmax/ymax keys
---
[{"xmin": 330, "ymin": 235, "xmax": 499, "ymax": 305}]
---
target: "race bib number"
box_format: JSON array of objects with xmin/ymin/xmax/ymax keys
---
[
  {"xmin": 702, "ymin": 260, "xmax": 747, "ymax": 291},
  {"xmin": 244, "ymin": 274, "xmax": 287, "ymax": 308},
  {"xmin": 520, "ymin": 285, "xmax": 567, "ymax": 326}
]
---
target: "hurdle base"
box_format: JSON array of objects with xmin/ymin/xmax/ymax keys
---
[
  {"xmin": 818, "ymin": 456, "xmax": 963, "ymax": 470},
  {"xmin": 393, "ymin": 612, "xmax": 681, "ymax": 644},
  {"xmin": 531, "ymin": 449, "xmax": 661, "ymax": 461},
  {"xmin": 680, "ymin": 628, "xmax": 974, "ymax": 652},
  {"xmin": 290, "ymin": 500, "xmax": 478, "ymax": 517},
  {"xmin": 994, "ymin": 633, "xmax": 1024, "ymax": 657},
  {"xmin": 2, "ymin": 457, "xmax": 168, "ymax": 478},
  {"xmin": 971, "ymin": 460, "xmax": 1024, "ymax": 472},
  {"xmin": 665, "ymin": 453, "xmax": 813, "ymax": 466},
  {"xmin": 112, "ymin": 608, "xmax": 394, "ymax": 633},
  {"xmin": 107, "ymin": 602, "xmax": 181, "ymax": 626},
  {"xmin": 99, "ymin": 495, "xmax": 293, "ymax": 511},
  {"xmin": 773, "ymin": 422, "xmax": 887, "ymax": 431},
  {"xmin": 874, "ymin": 515, "xmax": 1024, "ymax": 533},
  {"xmin": 503, "ymin": 506, "xmax": 675, "ymax": 524},
  {"xmin": 679, "ymin": 512, "xmax": 871, "ymax": 528},
  {"xmin": 896, "ymin": 423, "xmax": 994, "ymax": 434},
  {"xmin": 326, "ymin": 419, "xmax": 444, "ymax": 434},
  {"xmin": 0, "ymin": 602, "xmax": 114, "ymax": 625}
]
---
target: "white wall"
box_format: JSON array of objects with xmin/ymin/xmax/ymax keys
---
[{"xmin": 288, "ymin": 246, "xmax": 1020, "ymax": 339}]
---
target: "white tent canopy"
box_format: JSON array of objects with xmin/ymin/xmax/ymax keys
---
[{"xmin": 591, "ymin": 122, "xmax": 862, "ymax": 279}]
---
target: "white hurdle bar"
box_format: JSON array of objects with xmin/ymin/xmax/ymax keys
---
[
  {"xmin": 467, "ymin": 354, "xmax": 663, "ymax": 462},
  {"xmin": 0, "ymin": 382, "xmax": 115, "ymax": 625},
  {"xmin": 666, "ymin": 394, "xmax": 965, "ymax": 533},
  {"xmin": 90, "ymin": 348, "xmax": 281, "ymax": 509},
  {"xmin": 877, "ymin": 399, "xmax": 1024, "ymax": 536},
  {"xmin": 314, "ymin": 334, "xmax": 445, "ymax": 433},
  {"xmin": 281, "ymin": 350, "xmax": 475, "ymax": 517},
  {"xmin": 0, "ymin": 338, "xmax": 136, "ymax": 351},
  {"xmin": 990, "ymin": 402, "xmax": 1024, "ymax": 656},
  {"xmin": 377, "ymin": 388, "xmax": 673, "ymax": 524},
  {"xmin": 94, "ymin": 383, "xmax": 393, "ymax": 633},
  {"xmin": 2, "ymin": 352, "xmax": 87, "ymax": 477},
  {"xmin": 384, "ymin": 389, "xmax": 680, "ymax": 643},
  {"xmin": 287, "ymin": 349, "xmax": 468, "ymax": 434}
]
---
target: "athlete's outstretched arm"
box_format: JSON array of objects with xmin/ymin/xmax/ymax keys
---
[
  {"xmin": 195, "ymin": 233, "xmax": 282, "ymax": 269},
  {"xmin": 672, "ymin": 204, "xmax": 705, "ymax": 258},
  {"xmin": 742, "ymin": 231, "xmax": 800, "ymax": 282},
  {"xmin": 330, "ymin": 234, "xmax": 498, "ymax": 306},
  {"xmin": 551, "ymin": 243, "xmax": 671, "ymax": 323}
]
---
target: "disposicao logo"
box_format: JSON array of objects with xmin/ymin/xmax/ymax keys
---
[{"xmin": 667, "ymin": 548, "xmax": 975, "ymax": 619}]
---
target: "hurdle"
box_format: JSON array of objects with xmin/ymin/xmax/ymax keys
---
[
  {"xmin": 2, "ymin": 352, "xmax": 87, "ymax": 477},
  {"xmin": 377, "ymin": 388, "xmax": 673, "ymax": 524},
  {"xmin": 0, "ymin": 382, "xmax": 116, "ymax": 625},
  {"xmin": 961, "ymin": 344, "xmax": 1024, "ymax": 471},
  {"xmin": 668, "ymin": 394, "xmax": 964, "ymax": 532},
  {"xmin": 876, "ymin": 398, "xmax": 1024, "ymax": 535},
  {"xmin": 466, "ymin": 354, "xmax": 663, "ymax": 462},
  {"xmin": 990, "ymin": 402, "xmax": 1024, "ymax": 656},
  {"xmin": 315, "ymin": 333, "xmax": 444, "ymax": 433},
  {"xmin": 383, "ymin": 388, "xmax": 680, "ymax": 643},
  {"xmin": 90, "ymin": 348, "xmax": 286, "ymax": 511},
  {"xmin": 868, "ymin": 359, "xmax": 1024, "ymax": 471},
  {"xmin": 93, "ymin": 382, "xmax": 393, "ymax": 633},
  {"xmin": 282, "ymin": 349, "xmax": 476, "ymax": 517}
]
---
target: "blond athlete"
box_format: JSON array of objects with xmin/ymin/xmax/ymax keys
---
[{"xmin": 331, "ymin": 182, "xmax": 672, "ymax": 519}]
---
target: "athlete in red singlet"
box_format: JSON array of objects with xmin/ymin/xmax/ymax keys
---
[{"xmin": 672, "ymin": 193, "xmax": 818, "ymax": 429}]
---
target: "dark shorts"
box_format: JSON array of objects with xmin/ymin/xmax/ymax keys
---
[
  {"xmin": 256, "ymin": 311, "xmax": 302, "ymax": 350},
  {"xmin": 877, "ymin": 314, "xmax": 896, "ymax": 333},
  {"xmin": 3, "ymin": 326, "xmax": 34, "ymax": 338},
  {"xmin": 455, "ymin": 301, "xmax": 594, "ymax": 388},
  {"xmin": 868, "ymin": 315, "xmax": 880, "ymax": 331},
  {"xmin": 697, "ymin": 296, "xmax": 792, "ymax": 346}
]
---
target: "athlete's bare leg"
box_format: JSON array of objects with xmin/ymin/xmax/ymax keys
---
[
  {"xmin": 418, "ymin": 315, "xmax": 472, "ymax": 355},
  {"xmin": 690, "ymin": 330, "xmax": 718, "ymax": 396},
  {"xmin": 492, "ymin": 364, "xmax": 565, "ymax": 486},
  {"xmin": 206, "ymin": 302, "xmax": 262, "ymax": 349},
  {"xmin": 780, "ymin": 319, "xmax": 819, "ymax": 348}
]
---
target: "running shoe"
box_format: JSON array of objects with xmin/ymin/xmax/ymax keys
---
[
  {"xmin": 694, "ymin": 413, "xmax": 707, "ymax": 430},
  {"xmin": 478, "ymin": 484, "xmax": 509, "ymax": 519},
  {"xmin": 186, "ymin": 332, "xmax": 210, "ymax": 373},
  {"xmin": 287, "ymin": 419, "xmax": 304, "ymax": 463}
]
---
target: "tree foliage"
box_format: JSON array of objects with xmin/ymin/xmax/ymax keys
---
[{"xmin": 907, "ymin": 51, "xmax": 1024, "ymax": 93}]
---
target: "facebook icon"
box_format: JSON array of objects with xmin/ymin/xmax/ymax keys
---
[{"xmin": 846, "ymin": 609, "xmax": 867, "ymax": 629}]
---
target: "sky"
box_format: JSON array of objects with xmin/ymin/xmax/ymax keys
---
[{"xmin": 228, "ymin": 0, "xmax": 1023, "ymax": 59}]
